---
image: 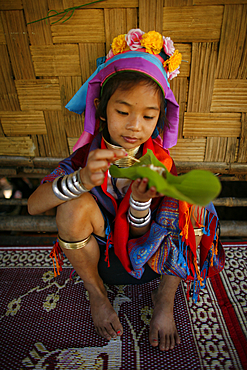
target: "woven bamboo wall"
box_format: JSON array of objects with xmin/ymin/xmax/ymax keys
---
[{"xmin": 0, "ymin": 0, "xmax": 246, "ymax": 167}]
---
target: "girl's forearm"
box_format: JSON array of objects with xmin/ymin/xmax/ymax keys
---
[
  {"xmin": 28, "ymin": 182, "xmax": 65, "ymax": 215},
  {"xmin": 129, "ymin": 223, "xmax": 150, "ymax": 237}
]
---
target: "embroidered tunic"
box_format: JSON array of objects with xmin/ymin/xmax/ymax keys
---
[{"xmin": 43, "ymin": 133, "xmax": 225, "ymax": 299}]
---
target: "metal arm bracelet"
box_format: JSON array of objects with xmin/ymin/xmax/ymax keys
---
[
  {"xmin": 127, "ymin": 208, "xmax": 151, "ymax": 224},
  {"xmin": 61, "ymin": 176, "xmax": 79, "ymax": 199},
  {"xmin": 72, "ymin": 168, "xmax": 90, "ymax": 193},
  {"xmin": 127, "ymin": 209, "xmax": 151, "ymax": 228},
  {"xmin": 52, "ymin": 176, "xmax": 71, "ymax": 201},
  {"xmin": 129, "ymin": 193, "xmax": 152, "ymax": 211},
  {"xmin": 52, "ymin": 169, "xmax": 89, "ymax": 201},
  {"xmin": 67, "ymin": 173, "xmax": 83, "ymax": 195}
]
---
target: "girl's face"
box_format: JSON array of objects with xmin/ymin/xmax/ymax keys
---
[{"xmin": 105, "ymin": 82, "xmax": 161, "ymax": 149}]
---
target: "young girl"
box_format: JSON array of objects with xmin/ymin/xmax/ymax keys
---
[{"xmin": 28, "ymin": 29, "xmax": 224, "ymax": 352}]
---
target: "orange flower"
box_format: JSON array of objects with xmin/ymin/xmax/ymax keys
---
[
  {"xmin": 140, "ymin": 31, "xmax": 163, "ymax": 54},
  {"xmin": 163, "ymin": 50, "xmax": 182, "ymax": 72},
  {"xmin": 111, "ymin": 34, "xmax": 129, "ymax": 55}
]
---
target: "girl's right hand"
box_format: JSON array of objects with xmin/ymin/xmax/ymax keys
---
[{"xmin": 79, "ymin": 148, "xmax": 127, "ymax": 190}]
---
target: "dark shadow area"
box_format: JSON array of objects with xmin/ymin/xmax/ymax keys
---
[{"xmin": 215, "ymin": 181, "xmax": 247, "ymax": 221}]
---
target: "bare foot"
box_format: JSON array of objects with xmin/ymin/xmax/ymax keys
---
[
  {"xmin": 87, "ymin": 284, "xmax": 123, "ymax": 341},
  {"xmin": 149, "ymin": 279, "xmax": 181, "ymax": 351}
]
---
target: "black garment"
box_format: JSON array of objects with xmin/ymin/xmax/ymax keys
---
[{"xmin": 98, "ymin": 243, "xmax": 160, "ymax": 285}]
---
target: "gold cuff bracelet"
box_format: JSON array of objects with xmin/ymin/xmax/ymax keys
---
[{"xmin": 58, "ymin": 235, "xmax": 91, "ymax": 250}]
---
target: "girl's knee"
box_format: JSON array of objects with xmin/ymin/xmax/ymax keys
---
[{"xmin": 56, "ymin": 193, "xmax": 104, "ymax": 239}]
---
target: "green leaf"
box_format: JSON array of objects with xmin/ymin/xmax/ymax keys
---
[{"xmin": 109, "ymin": 149, "xmax": 221, "ymax": 206}]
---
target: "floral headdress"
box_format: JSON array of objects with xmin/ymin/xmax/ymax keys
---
[
  {"xmin": 66, "ymin": 29, "xmax": 181, "ymax": 151},
  {"xmin": 107, "ymin": 29, "xmax": 182, "ymax": 80}
]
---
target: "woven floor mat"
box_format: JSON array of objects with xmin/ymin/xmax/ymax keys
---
[{"xmin": 0, "ymin": 242, "xmax": 246, "ymax": 369}]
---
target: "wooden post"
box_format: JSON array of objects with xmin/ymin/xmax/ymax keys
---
[
  {"xmin": 213, "ymin": 198, "xmax": 247, "ymax": 207},
  {"xmin": 0, "ymin": 216, "xmax": 57, "ymax": 232},
  {"xmin": 0, "ymin": 216, "xmax": 247, "ymax": 237},
  {"xmin": 220, "ymin": 221, "xmax": 247, "ymax": 237},
  {"xmin": 1, "ymin": 156, "xmax": 247, "ymax": 174},
  {"xmin": 2, "ymin": 197, "xmax": 247, "ymax": 207}
]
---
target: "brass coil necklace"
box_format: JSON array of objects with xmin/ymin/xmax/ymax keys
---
[{"xmin": 103, "ymin": 135, "xmax": 140, "ymax": 168}]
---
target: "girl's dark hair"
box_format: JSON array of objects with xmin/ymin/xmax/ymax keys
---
[{"xmin": 95, "ymin": 71, "xmax": 168, "ymax": 135}]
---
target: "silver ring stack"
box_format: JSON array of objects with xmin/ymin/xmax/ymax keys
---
[
  {"xmin": 52, "ymin": 168, "xmax": 89, "ymax": 201},
  {"xmin": 128, "ymin": 194, "xmax": 152, "ymax": 227},
  {"xmin": 127, "ymin": 208, "xmax": 151, "ymax": 228},
  {"xmin": 129, "ymin": 193, "xmax": 152, "ymax": 211}
]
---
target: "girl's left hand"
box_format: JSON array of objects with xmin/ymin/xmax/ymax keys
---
[{"xmin": 131, "ymin": 178, "xmax": 163, "ymax": 203}]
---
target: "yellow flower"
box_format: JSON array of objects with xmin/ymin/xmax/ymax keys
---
[
  {"xmin": 111, "ymin": 34, "xmax": 129, "ymax": 55},
  {"xmin": 163, "ymin": 50, "xmax": 182, "ymax": 72},
  {"xmin": 43, "ymin": 293, "xmax": 59, "ymax": 312},
  {"xmin": 141, "ymin": 31, "xmax": 163, "ymax": 54},
  {"xmin": 6, "ymin": 297, "xmax": 21, "ymax": 316},
  {"xmin": 42, "ymin": 270, "xmax": 54, "ymax": 283},
  {"xmin": 140, "ymin": 306, "xmax": 153, "ymax": 325}
]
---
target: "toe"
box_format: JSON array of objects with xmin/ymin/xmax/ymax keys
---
[
  {"xmin": 102, "ymin": 315, "xmax": 123, "ymax": 340},
  {"xmin": 151, "ymin": 338, "xmax": 159, "ymax": 347},
  {"xmin": 97, "ymin": 327, "xmax": 112, "ymax": 341},
  {"xmin": 105, "ymin": 325, "xmax": 118, "ymax": 339},
  {"xmin": 111, "ymin": 316, "xmax": 123, "ymax": 337},
  {"xmin": 159, "ymin": 333, "xmax": 167, "ymax": 351},
  {"xmin": 169, "ymin": 334, "xmax": 175, "ymax": 350},
  {"xmin": 149, "ymin": 326, "xmax": 159, "ymax": 347},
  {"xmin": 175, "ymin": 330, "xmax": 181, "ymax": 345}
]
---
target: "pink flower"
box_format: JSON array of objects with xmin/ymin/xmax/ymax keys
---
[
  {"xmin": 106, "ymin": 49, "xmax": 114, "ymax": 59},
  {"xmin": 163, "ymin": 36, "xmax": 175, "ymax": 56},
  {"xmin": 167, "ymin": 67, "xmax": 180, "ymax": 80},
  {"xmin": 125, "ymin": 29, "xmax": 144, "ymax": 51}
]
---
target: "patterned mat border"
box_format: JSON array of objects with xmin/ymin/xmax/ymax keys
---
[{"xmin": 0, "ymin": 241, "xmax": 246, "ymax": 369}]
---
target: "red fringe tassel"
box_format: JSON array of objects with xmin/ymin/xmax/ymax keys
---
[{"xmin": 49, "ymin": 240, "xmax": 64, "ymax": 277}]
